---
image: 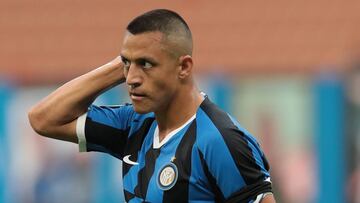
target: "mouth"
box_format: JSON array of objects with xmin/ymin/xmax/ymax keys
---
[{"xmin": 129, "ymin": 92, "xmax": 147, "ymax": 101}]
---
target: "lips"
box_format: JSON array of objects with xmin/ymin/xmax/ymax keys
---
[{"xmin": 129, "ymin": 92, "xmax": 147, "ymax": 101}]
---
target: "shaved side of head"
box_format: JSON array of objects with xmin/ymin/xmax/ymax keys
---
[{"xmin": 126, "ymin": 9, "xmax": 193, "ymax": 58}]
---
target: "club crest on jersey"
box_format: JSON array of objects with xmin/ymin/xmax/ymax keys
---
[{"xmin": 157, "ymin": 162, "xmax": 178, "ymax": 191}]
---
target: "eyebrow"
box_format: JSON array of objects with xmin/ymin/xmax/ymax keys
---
[{"xmin": 120, "ymin": 54, "xmax": 158, "ymax": 65}]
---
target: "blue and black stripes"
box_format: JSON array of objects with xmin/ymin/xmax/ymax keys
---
[
  {"xmin": 87, "ymin": 104, "xmax": 134, "ymax": 130},
  {"xmin": 83, "ymin": 97, "xmax": 272, "ymax": 202},
  {"xmin": 162, "ymin": 120, "xmax": 197, "ymax": 203},
  {"xmin": 122, "ymin": 117, "xmax": 155, "ymax": 175},
  {"xmin": 198, "ymin": 97, "xmax": 272, "ymax": 201},
  {"xmin": 85, "ymin": 116, "xmax": 129, "ymax": 159}
]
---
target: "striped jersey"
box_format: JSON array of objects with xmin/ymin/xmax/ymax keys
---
[{"xmin": 76, "ymin": 97, "xmax": 272, "ymax": 203}]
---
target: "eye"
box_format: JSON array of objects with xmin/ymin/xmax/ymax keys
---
[
  {"xmin": 139, "ymin": 59, "xmax": 154, "ymax": 69},
  {"xmin": 121, "ymin": 58, "xmax": 130, "ymax": 69},
  {"xmin": 143, "ymin": 61, "xmax": 153, "ymax": 69}
]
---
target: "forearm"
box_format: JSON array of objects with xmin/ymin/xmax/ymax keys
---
[
  {"xmin": 38, "ymin": 63, "xmax": 124, "ymax": 122},
  {"xmin": 28, "ymin": 58, "xmax": 125, "ymax": 141}
]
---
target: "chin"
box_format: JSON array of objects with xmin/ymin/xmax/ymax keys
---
[{"xmin": 132, "ymin": 105, "xmax": 152, "ymax": 114}]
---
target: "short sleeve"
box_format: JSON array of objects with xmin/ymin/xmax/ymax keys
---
[
  {"xmin": 201, "ymin": 129, "xmax": 273, "ymax": 202},
  {"xmin": 196, "ymin": 104, "xmax": 272, "ymax": 202},
  {"xmin": 194, "ymin": 97, "xmax": 274, "ymax": 202},
  {"xmin": 223, "ymin": 136, "xmax": 273, "ymax": 203},
  {"xmin": 76, "ymin": 104, "xmax": 135, "ymax": 159},
  {"xmin": 197, "ymin": 129, "xmax": 272, "ymax": 203}
]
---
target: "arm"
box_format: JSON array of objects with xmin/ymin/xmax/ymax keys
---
[
  {"xmin": 28, "ymin": 57, "xmax": 125, "ymax": 143},
  {"xmin": 195, "ymin": 110, "xmax": 274, "ymax": 203},
  {"xmin": 260, "ymin": 194, "xmax": 276, "ymax": 203}
]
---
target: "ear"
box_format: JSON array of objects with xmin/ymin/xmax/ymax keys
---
[{"xmin": 178, "ymin": 55, "xmax": 193, "ymax": 79}]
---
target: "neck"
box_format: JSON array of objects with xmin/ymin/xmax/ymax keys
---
[{"xmin": 155, "ymin": 85, "xmax": 203, "ymax": 141}]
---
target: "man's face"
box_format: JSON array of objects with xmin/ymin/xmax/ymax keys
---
[{"xmin": 120, "ymin": 31, "xmax": 180, "ymax": 114}]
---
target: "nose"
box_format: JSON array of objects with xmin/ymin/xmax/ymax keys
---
[{"xmin": 125, "ymin": 64, "xmax": 143, "ymax": 88}]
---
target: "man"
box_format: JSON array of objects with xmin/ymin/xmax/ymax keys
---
[{"xmin": 28, "ymin": 9, "xmax": 275, "ymax": 203}]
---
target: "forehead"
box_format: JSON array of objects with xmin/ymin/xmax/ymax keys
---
[{"xmin": 121, "ymin": 31, "xmax": 166, "ymax": 59}]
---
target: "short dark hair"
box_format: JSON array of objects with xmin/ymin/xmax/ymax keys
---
[
  {"xmin": 127, "ymin": 9, "xmax": 191, "ymax": 37},
  {"xmin": 126, "ymin": 9, "xmax": 193, "ymax": 56}
]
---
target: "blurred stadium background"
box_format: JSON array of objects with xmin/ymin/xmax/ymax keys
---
[{"xmin": 1, "ymin": 1, "xmax": 360, "ymax": 202}]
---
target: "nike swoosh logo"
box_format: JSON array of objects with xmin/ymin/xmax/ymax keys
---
[{"xmin": 123, "ymin": 155, "xmax": 139, "ymax": 165}]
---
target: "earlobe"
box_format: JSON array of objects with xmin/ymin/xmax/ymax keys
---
[{"xmin": 178, "ymin": 55, "xmax": 193, "ymax": 79}]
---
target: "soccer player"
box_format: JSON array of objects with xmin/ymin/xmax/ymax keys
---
[{"xmin": 28, "ymin": 9, "xmax": 275, "ymax": 203}]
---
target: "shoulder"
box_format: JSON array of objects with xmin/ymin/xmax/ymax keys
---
[
  {"xmin": 89, "ymin": 103, "xmax": 154, "ymax": 119},
  {"xmin": 195, "ymin": 98, "xmax": 247, "ymax": 144},
  {"xmin": 87, "ymin": 103, "xmax": 155, "ymax": 130},
  {"xmin": 195, "ymin": 98, "xmax": 263, "ymax": 160}
]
